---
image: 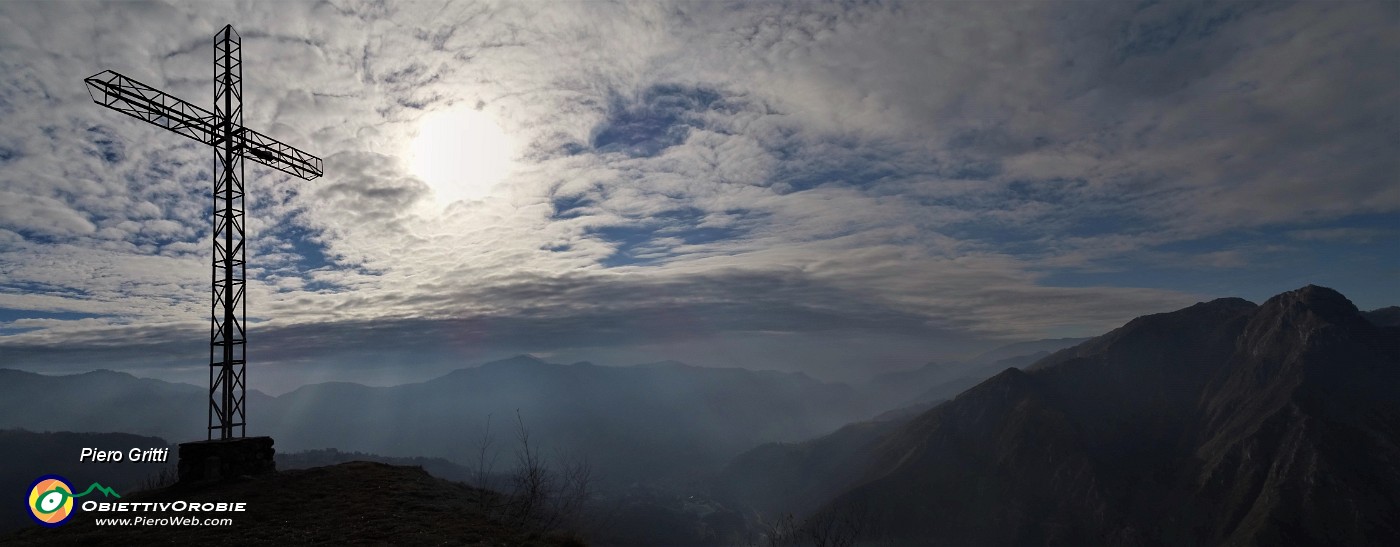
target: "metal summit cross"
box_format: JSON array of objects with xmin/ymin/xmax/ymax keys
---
[{"xmin": 85, "ymin": 26, "xmax": 323, "ymax": 447}]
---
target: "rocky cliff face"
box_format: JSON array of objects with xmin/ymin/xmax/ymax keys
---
[
  {"xmin": 815, "ymin": 286, "xmax": 1399, "ymax": 546},
  {"xmin": 1188, "ymin": 286, "xmax": 1400, "ymax": 545}
]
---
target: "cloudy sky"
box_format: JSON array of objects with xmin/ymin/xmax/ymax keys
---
[{"xmin": 0, "ymin": 0, "xmax": 1395, "ymax": 390}]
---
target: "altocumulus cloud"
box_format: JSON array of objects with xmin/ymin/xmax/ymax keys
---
[{"xmin": 0, "ymin": 0, "xmax": 1396, "ymax": 386}]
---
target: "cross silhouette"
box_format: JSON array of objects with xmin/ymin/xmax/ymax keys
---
[{"xmin": 85, "ymin": 25, "xmax": 324, "ymax": 440}]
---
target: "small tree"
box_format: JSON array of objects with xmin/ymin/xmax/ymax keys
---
[
  {"xmin": 504, "ymin": 410, "xmax": 593, "ymax": 532},
  {"xmin": 137, "ymin": 465, "xmax": 178, "ymax": 491},
  {"xmin": 509, "ymin": 409, "xmax": 552, "ymax": 525},
  {"xmin": 756, "ymin": 500, "xmax": 873, "ymax": 547},
  {"xmin": 471, "ymin": 413, "xmax": 503, "ymax": 513}
]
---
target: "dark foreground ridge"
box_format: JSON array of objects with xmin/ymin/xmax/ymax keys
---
[{"xmin": 6, "ymin": 461, "xmax": 584, "ymax": 546}]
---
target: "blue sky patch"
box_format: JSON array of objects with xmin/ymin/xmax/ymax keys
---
[
  {"xmin": 0, "ymin": 308, "xmax": 104, "ymax": 334},
  {"xmin": 590, "ymin": 207, "xmax": 749, "ymax": 267},
  {"xmin": 591, "ymin": 84, "xmax": 726, "ymax": 158},
  {"xmin": 550, "ymin": 194, "xmax": 594, "ymax": 220},
  {"xmin": 1116, "ymin": 0, "xmax": 1254, "ymax": 60},
  {"xmin": 86, "ymin": 125, "xmax": 125, "ymax": 165},
  {"xmin": 274, "ymin": 222, "xmax": 334, "ymax": 273}
]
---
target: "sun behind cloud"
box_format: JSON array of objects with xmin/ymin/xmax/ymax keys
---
[{"xmin": 409, "ymin": 107, "xmax": 516, "ymax": 206}]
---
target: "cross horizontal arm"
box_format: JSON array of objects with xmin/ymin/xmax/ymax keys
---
[
  {"xmin": 241, "ymin": 127, "xmax": 324, "ymax": 180},
  {"xmin": 85, "ymin": 70, "xmax": 323, "ymax": 181},
  {"xmin": 85, "ymin": 70, "xmax": 217, "ymax": 146}
]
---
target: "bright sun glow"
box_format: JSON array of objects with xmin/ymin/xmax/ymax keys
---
[{"xmin": 410, "ymin": 108, "xmax": 515, "ymax": 206}]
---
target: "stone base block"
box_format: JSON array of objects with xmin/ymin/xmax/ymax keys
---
[{"xmin": 178, "ymin": 436, "xmax": 276, "ymax": 483}]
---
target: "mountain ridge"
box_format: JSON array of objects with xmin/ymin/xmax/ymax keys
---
[
  {"xmin": 715, "ymin": 286, "xmax": 1398, "ymax": 545},
  {"xmin": 814, "ymin": 285, "xmax": 1400, "ymax": 545},
  {"xmin": 0, "ymin": 354, "xmax": 871, "ymax": 488}
]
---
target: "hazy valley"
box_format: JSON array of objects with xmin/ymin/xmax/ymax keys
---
[{"xmin": 4, "ymin": 286, "xmax": 1397, "ymax": 545}]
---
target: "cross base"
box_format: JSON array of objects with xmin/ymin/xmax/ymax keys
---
[{"xmin": 178, "ymin": 437, "xmax": 276, "ymax": 483}]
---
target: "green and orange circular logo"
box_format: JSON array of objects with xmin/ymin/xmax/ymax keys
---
[{"xmin": 28, "ymin": 475, "xmax": 76, "ymax": 527}]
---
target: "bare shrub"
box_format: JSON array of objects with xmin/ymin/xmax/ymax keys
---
[
  {"xmin": 471, "ymin": 413, "xmax": 503, "ymax": 513},
  {"xmin": 508, "ymin": 409, "xmax": 553, "ymax": 525},
  {"xmin": 755, "ymin": 500, "xmax": 873, "ymax": 547},
  {"xmin": 761, "ymin": 513, "xmax": 803, "ymax": 546},
  {"xmin": 542, "ymin": 447, "xmax": 592, "ymax": 530},
  {"xmin": 804, "ymin": 500, "xmax": 869, "ymax": 547},
  {"xmin": 138, "ymin": 465, "xmax": 178, "ymax": 491},
  {"xmin": 489, "ymin": 410, "xmax": 593, "ymax": 533}
]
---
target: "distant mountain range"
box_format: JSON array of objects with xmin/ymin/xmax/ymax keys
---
[
  {"xmin": 0, "ymin": 357, "xmax": 855, "ymax": 486},
  {"xmin": 0, "ymin": 340, "xmax": 1065, "ymax": 489},
  {"xmin": 261, "ymin": 356, "xmax": 872, "ymax": 486},
  {"xmin": 1362, "ymin": 305, "xmax": 1400, "ymax": 327},
  {"xmin": 718, "ymin": 285, "xmax": 1400, "ymax": 545},
  {"xmin": 0, "ymin": 369, "xmax": 271, "ymax": 442},
  {"xmin": 862, "ymin": 338, "xmax": 1087, "ymax": 422}
]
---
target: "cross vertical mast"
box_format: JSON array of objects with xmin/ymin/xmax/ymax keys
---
[
  {"xmin": 85, "ymin": 24, "xmax": 322, "ymax": 446},
  {"xmin": 211, "ymin": 25, "xmax": 246, "ymax": 440}
]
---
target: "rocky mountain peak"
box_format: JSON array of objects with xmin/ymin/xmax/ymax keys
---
[
  {"xmin": 1257, "ymin": 284, "xmax": 1363, "ymax": 326},
  {"xmin": 1232, "ymin": 285, "xmax": 1379, "ymax": 377}
]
